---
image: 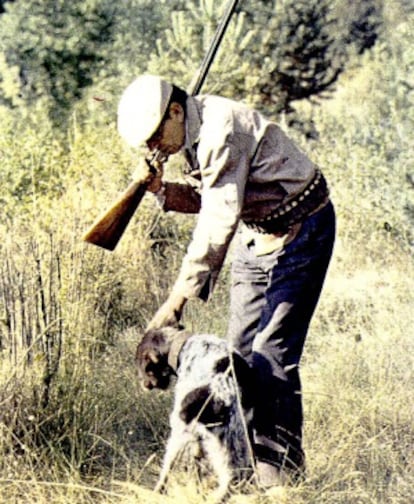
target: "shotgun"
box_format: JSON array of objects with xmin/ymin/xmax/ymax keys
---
[{"xmin": 83, "ymin": 0, "xmax": 240, "ymax": 251}]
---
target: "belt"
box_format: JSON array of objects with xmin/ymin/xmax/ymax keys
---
[{"xmin": 244, "ymin": 169, "xmax": 329, "ymax": 235}]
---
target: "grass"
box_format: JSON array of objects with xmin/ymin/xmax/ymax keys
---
[{"xmin": 1, "ymin": 251, "xmax": 413, "ymax": 503}]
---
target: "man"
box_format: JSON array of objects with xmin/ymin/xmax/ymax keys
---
[{"xmin": 118, "ymin": 74, "xmax": 336, "ymax": 486}]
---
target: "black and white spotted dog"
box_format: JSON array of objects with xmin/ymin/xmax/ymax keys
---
[{"xmin": 135, "ymin": 326, "xmax": 255, "ymax": 502}]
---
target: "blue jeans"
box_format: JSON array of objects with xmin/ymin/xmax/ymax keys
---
[{"xmin": 227, "ymin": 201, "xmax": 336, "ymax": 471}]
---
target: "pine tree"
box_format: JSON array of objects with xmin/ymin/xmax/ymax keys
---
[
  {"xmin": 333, "ymin": 0, "xmax": 384, "ymax": 55},
  {"xmin": 240, "ymin": 0, "xmax": 346, "ymax": 115}
]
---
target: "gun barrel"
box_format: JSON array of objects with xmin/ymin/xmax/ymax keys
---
[{"xmin": 188, "ymin": 0, "xmax": 240, "ymax": 96}]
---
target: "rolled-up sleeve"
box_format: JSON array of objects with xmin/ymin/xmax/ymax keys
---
[{"xmin": 172, "ymin": 135, "xmax": 251, "ymax": 300}]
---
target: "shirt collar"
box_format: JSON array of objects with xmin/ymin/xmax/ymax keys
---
[{"xmin": 184, "ymin": 95, "xmax": 201, "ymax": 151}]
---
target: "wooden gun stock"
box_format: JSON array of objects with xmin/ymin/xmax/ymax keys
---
[{"xmin": 82, "ymin": 179, "xmax": 148, "ymax": 251}]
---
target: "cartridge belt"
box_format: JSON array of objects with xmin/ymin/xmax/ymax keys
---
[{"xmin": 244, "ymin": 169, "xmax": 329, "ymax": 235}]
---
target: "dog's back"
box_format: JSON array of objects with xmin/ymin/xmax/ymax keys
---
[{"xmin": 173, "ymin": 335, "xmax": 253, "ymax": 471}]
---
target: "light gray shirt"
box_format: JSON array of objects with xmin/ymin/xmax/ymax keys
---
[{"xmin": 164, "ymin": 95, "xmax": 317, "ymax": 301}]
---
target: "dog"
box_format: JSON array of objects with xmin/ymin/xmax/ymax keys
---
[{"xmin": 135, "ymin": 326, "xmax": 255, "ymax": 502}]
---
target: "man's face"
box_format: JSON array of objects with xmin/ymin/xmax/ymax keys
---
[{"xmin": 147, "ymin": 102, "xmax": 185, "ymax": 156}]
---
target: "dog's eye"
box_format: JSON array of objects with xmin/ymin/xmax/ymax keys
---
[
  {"xmin": 145, "ymin": 363, "xmax": 156, "ymax": 375},
  {"xmin": 144, "ymin": 380, "xmax": 154, "ymax": 390}
]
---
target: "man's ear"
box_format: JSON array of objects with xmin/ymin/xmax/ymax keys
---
[{"xmin": 168, "ymin": 102, "xmax": 185, "ymax": 122}]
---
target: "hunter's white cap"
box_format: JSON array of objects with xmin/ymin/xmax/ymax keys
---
[{"xmin": 117, "ymin": 75, "xmax": 173, "ymax": 148}]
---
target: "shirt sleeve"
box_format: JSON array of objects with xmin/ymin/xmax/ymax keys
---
[
  {"xmin": 162, "ymin": 181, "xmax": 201, "ymax": 213},
  {"xmin": 172, "ymin": 134, "xmax": 251, "ymax": 300}
]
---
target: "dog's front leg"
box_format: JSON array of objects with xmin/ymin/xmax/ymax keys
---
[
  {"xmin": 154, "ymin": 418, "xmax": 191, "ymax": 494},
  {"xmin": 154, "ymin": 435, "xmax": 181, "ymax": 493}
]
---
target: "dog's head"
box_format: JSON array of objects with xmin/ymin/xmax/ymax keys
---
[{"xmin": 135, "ymin": 327, "xmax": 183, "ymax": 390}]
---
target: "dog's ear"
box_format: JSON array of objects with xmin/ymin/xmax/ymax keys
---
[
  {"xmin": 180, "ymin": 385, "xmax": 230, "ymax": 425},
  {"xmin": 135, "ymin": 329, "xmax": 166, "ymax": 365},
  {"xmin": 147, "ymin": 349, "xmax": 159, "ymax": 364}
]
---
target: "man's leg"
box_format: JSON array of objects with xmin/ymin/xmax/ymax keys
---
[
  {"xmin": 252, "ymin": 202, "xmax": 336, "ymax": 482},
  {"xmin": 227, "ymin": 238, "xmax": 273, "ymax": 362},
  {"xmin": 228, "ymin": 203, "xmax": 336, "ymax": 484}
]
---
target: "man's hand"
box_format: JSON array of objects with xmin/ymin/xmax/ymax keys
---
[
  {"xmin": 147, "ymin": 291, "xmax": 187, "ymax": 330},
  {"xmin": 132, "ymin": 158, "xmax": 164, "ymax": 193}
]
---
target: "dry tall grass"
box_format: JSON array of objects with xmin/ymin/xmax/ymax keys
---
[{"xmin": 1, "ymin": 252, "xmax": 412, "ymax": 503}]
